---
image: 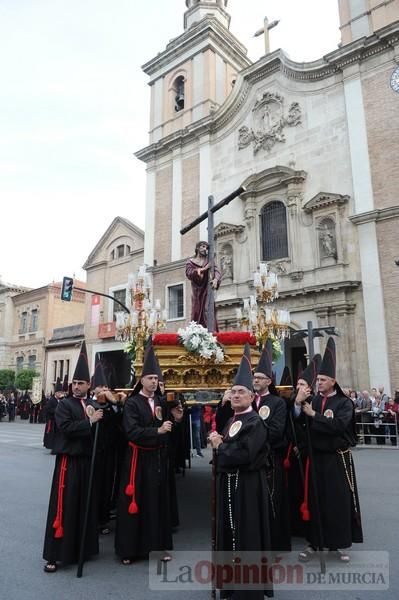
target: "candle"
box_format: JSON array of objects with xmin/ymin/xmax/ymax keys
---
[
  {"xmin": 149, "ymin": 311, "xmax": 156, "ymax": 328},
  {"xmin": 115, "ymin": 311, "xmax": 124, "ymax": 329},
  {"xmin": 250, "ymin": 295, "xmax": 256, "ymax": 308},
  {"xmin": 253, "ymin": 272, "xmax": 262, "ymax": 287},
  {"xmin": 128, "ymin": 273, "xmax": 136, "ymax": 289},
  {"xmin": 155, "ymin": 298, "xmax": 161, "ymax": 311}
]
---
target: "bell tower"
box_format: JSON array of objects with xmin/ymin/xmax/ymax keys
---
[
  {"xmin": 338, "ymin": 0, "xmax": 399, "ymax": 45},
  {"xmin": 138, "ymin": 0, "xmax": 251, "ymax": 269},
  {"xmin": 141, "ymin": 0, "xmax": 249, "ymax": 144},
  {"xmin": 184, "ymin": 0, "xmax": 231, "ymax": 29}
]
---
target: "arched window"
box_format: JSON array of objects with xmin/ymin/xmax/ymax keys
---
[
  {"xmin": 260, "ymin": 201, "xmax": 288, "ymax": 261},
  {"xmin": 174, "ymin": 76, "xmax": 185, "ymax": 112}
]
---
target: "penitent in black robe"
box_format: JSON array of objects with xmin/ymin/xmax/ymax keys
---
[
  {"xmin": 43, "ymin": 396, "xmax": 58, "ymax": 450},
  {"xmin": 296, "ymin": 392, "xmax": 363, "ymax": 550},
  {"xmin": 285, "ymin": 393, "xmax": 308, "ymax": 538},
  {"xmin": 42, "ymin": 396, "xmax": 99, "ymax": 564},
  {"xmin": 89, "ymin": 398, "xmax": 122, "ymax": 529},
  {"xmin": 114, "ymin": 393, "xmax": 172, "ymax": 559},
  {"xmin": 216, "ymin": 410, "xmax": 273, "ymax": 599},
  {"xmin": 255, "ymin": 393, "xmax": 291, "ymax": 552}
]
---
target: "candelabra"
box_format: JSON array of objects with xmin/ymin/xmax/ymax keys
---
[
  {"xmin": 253, "ymin": 262, "xmax": 279, "ymax": 303},
  {"xmin": 236, "ymin": 262, "xmax": 290, "ymax": 346},
  {"xmin": 115, "ymin": 265, "xmax": 166, "ymax": 362}
]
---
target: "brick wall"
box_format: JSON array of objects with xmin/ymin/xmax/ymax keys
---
[
  {"xmin": 363, "ymin": 64, "xmax": 399, "ymax": 211},
  {"xmin": 181, "ymin": 154, "xmax": 200, "ymax": 259},
  {"xmin": 154, "ymin": 166, "xmax": 173, "ymax": 265}
]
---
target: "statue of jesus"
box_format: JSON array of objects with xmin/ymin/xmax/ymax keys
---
[{"xmin": 185, "ymin": 241, "xmax": 221, "ymax": 330}]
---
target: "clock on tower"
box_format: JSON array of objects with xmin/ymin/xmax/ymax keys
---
[{"xmin": 390, "ymin": 66, "xmax": 399, "ymax": 93}]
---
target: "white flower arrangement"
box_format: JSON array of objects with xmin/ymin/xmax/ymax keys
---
[{"xmin": 178, "ymin": 322, "xmax": 225, "ymax": 363}]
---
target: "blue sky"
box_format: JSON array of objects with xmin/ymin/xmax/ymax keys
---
[{"xmin": 0, "ymin": 0, "xmax": 340, "ymax": 288}]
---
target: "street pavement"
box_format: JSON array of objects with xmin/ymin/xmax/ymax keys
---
[{"xmin": 0, "ymin": 419, "xmax": 398, "ymax": 600}]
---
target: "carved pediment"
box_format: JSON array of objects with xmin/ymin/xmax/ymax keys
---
[
  {"xmin": 241, "ymin": 166, "xmax": 307, "ymax": 197},
  {"xmin": 238, "ymin": 92, "xmax": 302, "ymax": 155},
  {"xmin": 303, "ymin": 192, "xmax": 350, "ymax": 213},
  {"xmin": 214, "ymin": 222, "xmax": 245, "ymax": 239}
]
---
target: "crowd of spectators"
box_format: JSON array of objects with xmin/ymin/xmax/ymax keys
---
[{"xmin": 344, "ymin": 385, "xmax": 399, "ymax": 446}]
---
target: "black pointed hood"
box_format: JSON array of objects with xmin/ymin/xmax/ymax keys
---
[
  {"xmin": 54, "ymin": 377, "xmax": 63, "ymax": 393},
  {"xmin": 143, "ymin": 336, "xmax": 163, "ymax": 382},
  {"xmin": 62, "ymin": 374, "xmax": 69, "ymax": 393},
  {"xmin": 319, "ymin": 338, "xmax": 336, "ymax": 379},
  {"xmin": 255, "ymin": 339, "xmax": 273, "ymax": 379},
  {"xmin": 279, "ymin": 366, "xmax": 292, "ymax": 387},
  {"xmin": 91, "ymin": 354, "xmax": 108, "ymax": 388},
  {"xmin": 132, "ymin": 339, "xmax": 162, "ymax": 394},
  {"xmin": 72, "ymin": 341, "xmax": 91, "ymax": 382},
  {"xmin": 299, "ymin": 354, "xmax": 322, "ymax": 389},
  {"xmin": 233, "ymin": 343, "xmax": 253, "ymax": 391}
]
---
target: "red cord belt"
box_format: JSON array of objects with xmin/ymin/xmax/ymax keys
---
[{"xmin": 125, "ymin": 442, "xmax": 157, "ymax": 514}]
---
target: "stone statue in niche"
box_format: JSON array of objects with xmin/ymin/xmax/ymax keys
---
[
  {"xmin": 318, "ymin": 220, "xmax": 337, "ymax": 261},
  {"xmin": 220, "ymin": 244, "xmax": 234, "ymax": 281}
]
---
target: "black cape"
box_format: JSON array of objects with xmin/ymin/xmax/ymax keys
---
[
  {"xmin": 42, "ymin": 395, "xmax": 99, "ymax": 564},
  {"xmin": 285, "ymin": 393, "xmax": 308, "ymax": 537},
  {"xmin": 114, "ymin": 393, "xmax": 173, "ymax": 559},
  {"xmin": 89, "ymin": 397, "xmax": 123, "ymax": 528},
  {"xmin": 215, "ymin": 410, "xmax": 273, "ymax": 599},
  {"xmin": 43, "ymin": 395, "xmax": 59, "ymax": 450},
  {"xmin": 296, "ymin": 392, "xmax": 363, "ymax": 549},
  {"xmin": 255, "ymin": 393, "xmax": 291, "ymax": 552}
]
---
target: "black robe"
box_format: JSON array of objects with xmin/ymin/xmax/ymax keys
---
[
  {"xmin": 215, "ymin": 399, "xmax": 234, "ymax": 434},
  {"xmin": 285, "ymin": 394, "xmax": 308, "ymax": 537},
  {"xmin": 295, "ymin": 392, "xmax": 363, "ymax": 549},
  {"xmin": 89, "ymin": 398, "xmax": 122, "ymax": 528},
  {"xmin": 216, "ymin": 410, "xmax": 273, "ymax": 599},
  {"xmin": 43, "ymin": 396, "xmax": 58, "ymax": 450},
  {"xmin": 255, "ymin": 393, "xmax": 291, "ymax": 552},
  {"xmin": 114, "ymin": 393, "xmax": 173, "ymax": 559},
  {"xmin": 43, "ymin": 395, "xmax": 99, "ymax": 564},
  {"xmin": 163, "ymin": 394, "xmax": 180, "ymax": 529}
]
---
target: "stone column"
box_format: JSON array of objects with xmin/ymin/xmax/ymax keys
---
[
  {"xmin": 335, "ymin": 304, "xmax": 354, "ymax": 388},
  {"xmin": 286, "ymin": 191, "xmax": 303, "ymax": 272},
  {"xmin": 244, "ymin": 196, "xmax": 258, "ymax": 274}
]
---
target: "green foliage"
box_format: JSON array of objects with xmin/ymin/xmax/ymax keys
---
[
  {"xmin": 0, "ymin": 369, "xmax": 15, "ymax": 389},
  {"xmin": 15, "ymin": 369, "xmax": 38, "ymax": 391}
]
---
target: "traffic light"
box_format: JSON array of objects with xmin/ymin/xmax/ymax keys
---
[{"xmin": 61, "ymin": 276, "xmax": 74, "ymax": 301}]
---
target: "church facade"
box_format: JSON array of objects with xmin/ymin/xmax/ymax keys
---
[{"xmin": 136, "ymin": 0, "xmax": 399, "ymax": 391}]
